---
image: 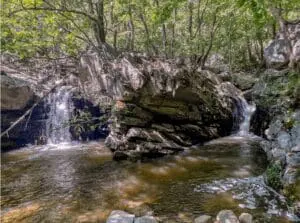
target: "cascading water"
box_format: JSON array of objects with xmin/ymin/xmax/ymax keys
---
[
  {"xmin": 237, "ymin": 96, "xmax": 256, "ymax": 136},
  {"xmin": 233, "ymin": 96, "xmax": 256, "ymax": 136},
  {"xmin": 45, "ymin": 86, "xmax": 73, "ymax": 144}
]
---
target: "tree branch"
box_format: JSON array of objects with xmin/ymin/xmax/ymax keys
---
[{"xmin": 10, "ymin": 1, "xmax": 98, "ymax": 23}]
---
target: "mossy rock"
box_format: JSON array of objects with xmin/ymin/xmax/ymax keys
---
[{"xmin": 283, "ymin": 180, "xmax": 300, "ymax": 204}]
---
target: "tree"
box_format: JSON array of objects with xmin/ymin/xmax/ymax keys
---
[{"xmin": 2, "ymin": 0, "xmax": 299, "ymax": 68}]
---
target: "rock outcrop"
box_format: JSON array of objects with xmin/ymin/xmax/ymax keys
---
[
  {"xmin": 264, "ymin": 20, "xmax": 300, "ymax": 70},
  {"xmin": 249, "ymin": 67, "xmax": 300, "ymax": 216},
  {"xmin": 80, "ymin": 53, "xmax": 239, "ymax": 159},
  {"xmin": 251, "ymin": 69, "xmax": 300, "ymax": 184},
  {"xmin": 0, "ymin": 72, "xmax": 43, "ymax": 149},
  {"xmin": 1, "ymin": 73, "xmax": 35, "ymax": 110}
]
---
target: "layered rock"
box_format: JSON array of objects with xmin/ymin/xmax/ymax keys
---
[{"xmin": 80, "ymin": 53, "xmax": 239, "ymax": 159}]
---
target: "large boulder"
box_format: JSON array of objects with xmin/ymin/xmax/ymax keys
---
[
  {"xmin": 80, "ymin": 54, "xmax": 239, "ymax": 159},
  {"xmin": 0, "ymin": 72, "xmax": 42, "ymax": 149},
  {"xmin": 1, "ymin": 73, "xmax": 34, "ymax": 110},
  {"xmin": 264, "ymin": 39, "xmax": 291, "ymax": 69},
  {"xmin": 264, "ymin": 20, "xmax": 300, "ymax": 70}
]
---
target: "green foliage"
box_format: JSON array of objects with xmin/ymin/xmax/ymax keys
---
[
  {"xmin": 266, "ymin": 163, "xmax": 283, "ymax": 191},
  {"xmin": 285, "ymin": 72, "xmax": 300, "ymax": 97},
  {"xmin": 1, "ymin": 0, "xmax": 300, "ymax": 67},
  {"xmin": 69, "ymin": 109, "xmax": 108, "ymax": 138}
]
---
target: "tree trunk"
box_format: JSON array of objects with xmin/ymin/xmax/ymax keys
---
[
  {"xmin": 162, "ymin": 24, "xmax": 167, "ymax": 57},
  {"xmin": 188, "ymin": 1, "xmax": 193, "ymax": 39},
  {"xmin": 110, "ymin": 0, "xmax": 118, "ymax": 49},
  {"xmin": 200, "ymin": 8, "xmax": 218, "ymax": 68},
  {"xmin": 94, "ymin": 0, "xmax": 106, "ymax": 45},
  {"xmin": 154, "ymin": 0, "xmax": 167, "ymax": 56},
  {"xmin": 170, "ymin": 8, "xmax": 177, "ymax": 57},
  {"xmin": 127, "ymin": 3, "xmax": 135, "ymax": 51},
  {"xmin": 139, "ymin": 13, "xmax": 157, "ymax": 54}
]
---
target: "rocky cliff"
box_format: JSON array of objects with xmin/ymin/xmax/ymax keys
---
[
  {"xmin": 79, "ymin": 54, "xmax": 240, "ymax": 159},
  {"xmin": 249, "ymin": 20, "xmax": 300, "ymax": 213}
]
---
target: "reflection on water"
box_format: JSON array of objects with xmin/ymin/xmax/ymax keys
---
[{"xmin": 0, "ymin": 138, "xmax": 293, "ymax": 222}]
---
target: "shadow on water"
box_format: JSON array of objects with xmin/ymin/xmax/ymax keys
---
[{"xmin": 0, "ymin": 137, "xmax": 292, "ymax": 222}]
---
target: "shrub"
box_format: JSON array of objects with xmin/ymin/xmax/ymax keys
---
[{"xmin": 266, "ymin": 163, "xmax": 283, "ymax": 191}]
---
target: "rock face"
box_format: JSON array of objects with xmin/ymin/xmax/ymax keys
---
[
  {"xmin": 0, "ymin": 72, "xmax": 43, "ymax": 149},
  {"xmin": 80, "ymin": 54, "xmax": 238, "ymax": 159},
  {"xmin": 1, "ymin": 74, "xmax": 35, "ymax": 110},
  {"xmin": 264, "ymin": 21, "xmax": 300, "ymax": 69},
  {"xmin": 251, "ymin": 69, "xmax": 300, "ymax": 185}
]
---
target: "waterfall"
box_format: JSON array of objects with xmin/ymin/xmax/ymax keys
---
[
  {"xmin": 235, "ymin": 96, "xmax": 256, "ymax": 136},
  {"xmin": 45, "ymin": 86, "xmax": 73, "ymax": 144}
]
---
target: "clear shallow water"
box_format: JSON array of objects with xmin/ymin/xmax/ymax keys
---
[{"xmin": 0, "ymin": 138, "xmax": 294, "ymax": 222}]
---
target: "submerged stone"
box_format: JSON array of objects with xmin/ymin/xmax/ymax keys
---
[
  {"xmin": 216, "ymin": 210, "xmax": 239, "ymax": 223},
  {"xmin": 106, "ymin": 210, "xmax": 135, "ymax": 223},
  {"xmin": 134, "ymin": 215, "xmax": 157, "ymax": 223},
  {"xmin": 238, "ymin": 213, "xmax": 253, "ymax": 223},
  {"xmin": 194, "ymin": 214, "xmax": 212, "ymax": 223}
]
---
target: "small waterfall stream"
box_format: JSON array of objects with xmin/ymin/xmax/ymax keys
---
[
  {"xmin": 45, "ymin": 86, "xmax": 73, "ymax": 144},
  {"xmin": 237, "ymin": 97, "xmax": 256, "ymax": 136},
  {"xmin": 233, "ymin": 96, "xmax": 256, "ymax": 136}
]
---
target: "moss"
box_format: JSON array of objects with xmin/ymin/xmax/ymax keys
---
[
  {"xmin": 286, "ymin": 72, "xmax": 300, "ymax": 97},
  {"xmin": 266, "ymin": 163, "xmax": 283, "ymax": 191},
  {"xmin": 283, "ymin": 180, "xmax": 300, "ymax": 204},
  {"xmin": 283, "ymin": 117, "xmax": 295, "ymax": 130},
  {"xmin": 201, "ymin": 193, "xmax": 241, "ymax": 216}
]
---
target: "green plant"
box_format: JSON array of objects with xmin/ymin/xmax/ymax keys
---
[
  {"xmin": 266, "ymin": 163, "xmax": 283, "ymax": 191},
  {"xmin": 69, "ymin": 109, "xmax": 109, "ymax": 138},
  {"xmin": 283, "ymin": 181, "xmax": 300, "ymax": 204}
]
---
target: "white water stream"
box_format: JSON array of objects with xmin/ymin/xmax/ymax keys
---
[
  {"xmin": 45, "ymin": 86, "xmax": 73, "ymax": 144},
  {"xmin": 235, "ymin": 96, "xmax": 256, "ymax": 136}
]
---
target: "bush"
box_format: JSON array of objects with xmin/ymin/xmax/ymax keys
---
[{"xmin": 266, "ymin": 163, "xmax": 283, "ymax": 191}]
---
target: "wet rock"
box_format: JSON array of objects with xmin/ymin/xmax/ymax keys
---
[
  {"xmin": 106, "ymin": 210, "xmax": 135, "ymax": 223},
  {"xmin": 216, "ymin": 210, "xmax": 239, "ymax": 223},
  {"xmin": 194, "ymin": 214, "xmax": 212, "ymax": 223},
  {"xmin": 134, "ymin": 216, "xmax": 157, "ymax": 223},
  {"xmin": 238, "ymin": 213, "xmax": 253, "ymax": 223}
]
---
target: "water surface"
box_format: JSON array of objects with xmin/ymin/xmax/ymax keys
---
[{"xmin": 0, "ymin": 138, "xmax": 292, "ymax": 222}]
